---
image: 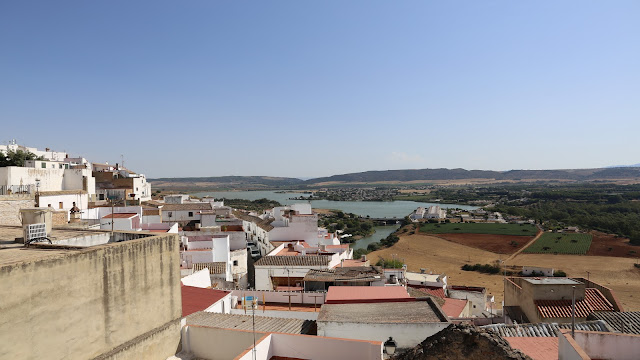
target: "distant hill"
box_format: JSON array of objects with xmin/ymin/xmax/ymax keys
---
[
  {"xmin": 150, "ymin": 167, "xmax": 640, "ymax": 190},
  {"xmin": 149, "ymin": 176, "xmax": 304, "ymax": 190},
  {"xmin": 306, "ymin": 167, "xmax": 640, "ymax": 184}
]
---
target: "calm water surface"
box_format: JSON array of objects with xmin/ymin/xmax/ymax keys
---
[
  {"xmin": 192, "ymin": 190, "xmax": 477, "ymax": 249},
  {"xmin": 192, "ymin": 190, "xmax": 476, "ymax": 218}
]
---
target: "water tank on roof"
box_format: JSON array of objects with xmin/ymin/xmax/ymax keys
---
[{"xmin": 20, "ymin": 208, "xmax": 53, "ymax": 242}]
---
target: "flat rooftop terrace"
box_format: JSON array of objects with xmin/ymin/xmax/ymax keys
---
[
  {"xmin": 523, "ymin": 278, "xmax": 582, "ymax": 285},
  {"xmin": 0, "ymin": 225, "xmax": 153, "ymax": 267}
]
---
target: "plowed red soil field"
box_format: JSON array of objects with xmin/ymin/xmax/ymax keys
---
[{"xmin": 587, "ymin": 231, "xmax": 640, "ymax": 258}]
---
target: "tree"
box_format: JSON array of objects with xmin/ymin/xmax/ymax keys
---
[{"xmin": 0, "ymin": 149, "xmax": 44, "ymax": 167}]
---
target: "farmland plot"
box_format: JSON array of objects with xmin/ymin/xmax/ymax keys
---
[{"xmin": 523, "ymin": 233, "xmax": 593, "ymax": 255}]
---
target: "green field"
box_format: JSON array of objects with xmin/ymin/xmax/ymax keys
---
[
  {"xmin": 419, "ymin": 222, "xmax": 538, "ymax": 236},
  {"xmin": 523, "ymin": 233, "xmax": 593, "ymax": 255}
]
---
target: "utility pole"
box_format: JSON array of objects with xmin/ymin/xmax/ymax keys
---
[{"xmin": 571, "ymin": 286, "xmax": 576, "ymax": 337}]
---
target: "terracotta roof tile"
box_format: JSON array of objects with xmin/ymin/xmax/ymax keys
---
[
  {"xmin": 409, "ymin": 286, "xmax": 446, "ymax": 299},
  {"xmin": 325, "ymin": 286, "xmax": 412, "ymax": 304},
  {"xmin": 441, "ymin": 298, "xmax": 468, "ymax": 318},
  {"xmin": 535, "ymin": 288, "xmax": 614, "ymax": 319},
  {"xmin": 192, "ymin": 262, "xmax": 227, "ymax": 274},
  {"xmin": 102, "ymin": 213, "xmax": 138, "ymax": 219},
  {"xmin": 504, "ymin": 337, "xmax": 559, "ymax": 360}
]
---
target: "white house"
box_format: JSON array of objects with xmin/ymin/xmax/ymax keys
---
[
  {"xmin": 235, "ymin": 204, "xmax": 335, "ymax": 256},
  {"xmin": 447, "ymin": 285, "xmax": 492, "ymax": 317},
  {"xmin": 317, "ymin": 300, "xmax": 450, "ymax": 349},
  {"xmin": 100, "ymin": 213, "xmax": 141, "ymax": 231},
  {"xmin": 36, "ymin": 190, "xmax": 89, "ymax": 222},
  {"xmin": 162, "ymin": 202, "xmax": 212, "ymax": 224},
  {"xmin": 181, "ymin": 234, "xmax": 234, "ymax": 283},
  {"xmin": 253, "ymin": 242, "xmax": 353, "ymax": 291}
]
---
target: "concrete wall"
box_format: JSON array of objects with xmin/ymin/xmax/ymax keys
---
[
  {"xmin": 205, "ymin": 294, "xmax": 232, "ymax": 314},
  {"xmin": 231, "ymin": 290, "xmax": 326, "ymax": 306},
  {"xmin": 448, "ymin": 289, "xmax": 486, "ymax": 316},
  {"xmin": 558, "ymin": 330, "xmax": 592, "ymax": 360},
  {"xmin": 181, "ymin": 268, "xmax": 213, "ymax": 288},
  {"xmin": 317, "ymin": 321, "xmax": 450, "ymax": 349},
  {"xmin": 0, "ymin": 233, "xmax": 182, "ymax": 360},
  {"xmin": 181, "ymin": 326, "xmax": 266, "ymax": 360},
  {"xmin": 230, "ymin": 308, "xmax": 318, "ymax": 320},
  {"xmin": 573, "ymin": 330, "xmax": 640, "ymax": 360},
  {"xmin": 0, "ymin": 198, "xmax": 35, "ymax": 225}
]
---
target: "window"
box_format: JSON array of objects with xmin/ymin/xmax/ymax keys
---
[
  {"xmin": 59, "ymin": 202, "xmax": 63, "ymax": 209},
  {"xmin": 41, "ymin": 163, "xmax": 46, "ymax": 169},
  {"xmin": 99, "ymin": 194, "xmax": 105, "ymax": 200},
  {"xmin": 188, "ymin": 212, "xmax": 193, "ymax": 217},
  {"xmin": 233, "ymin": 260, "xmax": 238, "ymax": 266}
]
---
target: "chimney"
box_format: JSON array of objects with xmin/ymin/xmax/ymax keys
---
[
  {"xmin": 45, "ymin": 148, "xmax": 50, "ymax": 152},
  {"xmin": 361, "ymin": 255, "xmax": 367, "ymax": 262}
]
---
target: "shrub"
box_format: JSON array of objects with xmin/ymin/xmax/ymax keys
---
[{"xmin": 554, "ymin": 270, "xmax": 567, "ymax": 277}]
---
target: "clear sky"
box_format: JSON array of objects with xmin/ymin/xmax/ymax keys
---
[{"xmin": 1, "ymin": 1, "xmax": 638, "ymax": 178}]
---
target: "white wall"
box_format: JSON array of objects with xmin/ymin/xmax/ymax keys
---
[
  {"xmin": 181, "ymin": 326, "xmax": 267, "ymax": 360},
  {"xmin": 100, "ymin": 216, "xmax": 139, "ymax": 231},
  {"xmin": 573, "ymin": 331, "xmax": 640, "ymax": 360},
  {"xmin": 317, "ymin": 321, "xmax": 449, "ymax": 349},
  {"xmin": 254, "ymin": 265, "xmax": 328, "ymax": 291},
  {"xmin": 37, "ymin": 193, "xmax": 89, "ymax": 221},
  {"xmin": 204, "ymin": 294, "xmax": 232, "ymax": 314},
  {"xmin": 231, "ymin": 290, "xmax": 326, "ymax": 306},
  {"xmin": 448, "ymin": 289, "xmax": 486, "ymax": 317},
  {"xmin": 181, "ymin": 269, "xmax": 212, "ymax": 288}
]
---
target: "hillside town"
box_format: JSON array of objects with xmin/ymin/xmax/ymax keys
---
[{"xmin": 1, "ymin": 143, "xmax": 639, "ymax": 360}]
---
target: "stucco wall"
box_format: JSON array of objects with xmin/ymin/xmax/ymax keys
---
[
  {"xmin": 0, "ymin": 233, "xmax": 182, "ymax": 360},
  {"xmin": 181, "ymin": 326, "xmax": 266, "ymax": 360},
  {"xmin": 317, "ymin": 321, "xmax": 450, "ymax": 349},
  {"xmin": 0, "ymin": 198, "xmax": 35, "ymax": 225}
]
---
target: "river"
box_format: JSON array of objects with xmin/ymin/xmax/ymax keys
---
[
  {"xmin": 191, "ymin": 190, "xmax": 476, "ymax": 218},
  {"xmin": 192, "ymin": 190, "xmax": 476, "ymax": 250},
  {"xmin": 350, "ymin": 225, "xmax": 401, "ymax": 250}
]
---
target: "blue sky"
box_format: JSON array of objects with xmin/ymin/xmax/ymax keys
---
[{"xmin": 1, "ymin": 1, "xmax": 638, "ymax": 178}]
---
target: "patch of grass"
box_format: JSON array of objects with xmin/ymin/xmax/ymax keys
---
[
  {"xmin": 523, "ymin": 233, "xmax": 593, "ymax": 255},
  {"xmin": 420, "ymin": 222, "xmax": 537, "ymax": 236}
]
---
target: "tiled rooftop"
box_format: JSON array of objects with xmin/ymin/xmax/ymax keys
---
[
  {"xmin": 325, "ymin": 285, "xmax": 411, "ymax": 304},
  {"xmin": 588, "ymin": 311, "xmax": 640, "ymax": 335},
  {"xmin": 409, "ymin": 286, "xmax": 446, "ymax": 299},
  {"xmin": 303, "ymin": 266, "xmax": 384, "ymax": 282},
  {"xmin": 102, "ymin": 213, "xmax": 138, "ymax": 219},
  {"xmin": 161, "ymin": 203, "xmax": 213, "ymax": 211},
  {"xmin": 535, "ymin": 288, "xmax": 614, "ymax": 318},
  {"xmin": 186, "ymin": 311, "xmax": 315, "ymax": 334},
  {"xmin": 255, "ymin": 255, "xmax": 331, "ymax": 267},
  {"xmin": 233, "ymin": 210, "xmax": 275, "ymax": 231},
  {"xmin": 482, "ymin": 320, "xmax": 612, "ymax": 337},
  {"xmin": 504, "ymin": 337, "xmax": 559, "ymax": 360},
  {"xmin": 318, "ymin": 300, "xmax": 449, "ymax": 324},
  {"xmin": 441, "ymin": 298, "xmax": 468, "ymax": 318}
]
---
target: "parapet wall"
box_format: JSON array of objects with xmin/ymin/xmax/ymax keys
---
[{"xmin": 0, "ymin": 233, "xmax": 182, "ymax": 360}]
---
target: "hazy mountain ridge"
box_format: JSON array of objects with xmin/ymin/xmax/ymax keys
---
[{"xmin": 149, "ymin": 167, "xmax": 640, "ymax": 190}]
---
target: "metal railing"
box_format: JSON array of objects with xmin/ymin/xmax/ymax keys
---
[{"xmin": 0, "ymin": 184, "xmax": 35, "ymax": 195}]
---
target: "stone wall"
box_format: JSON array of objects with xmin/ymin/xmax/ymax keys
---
[
  {"xmin": 0, "ymin": 197, "xmax": 35, "ymax": 226},
  {"xmin": 0, "ymin": 233, "xmax": 182, "ymax": 359}
]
